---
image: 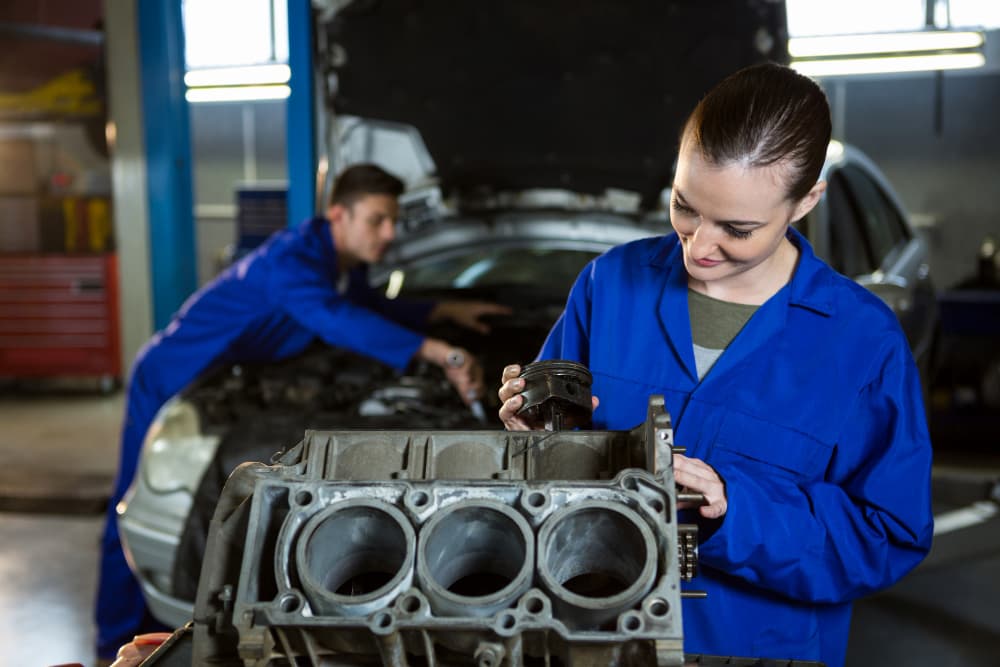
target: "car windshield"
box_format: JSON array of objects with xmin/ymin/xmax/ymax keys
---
[{"xmin": 395, "ymin": 247, "xmax": 598, "ymax": 294}]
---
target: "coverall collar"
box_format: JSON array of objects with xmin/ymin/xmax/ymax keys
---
[
  {"xmin": 647, "ymin": 227, "xmax": 836, "ymax": 385},
  {"xmin": 308, "ymin": 216, "xmax": 343, "ymax": 281}
]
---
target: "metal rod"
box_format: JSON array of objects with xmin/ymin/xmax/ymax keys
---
[
  {"xmin": 677, "ymin": 492, "xmax": 706, "ymax": 506},
  {"xmin": 0, "ymin": 22, "xmax": 103, "ymax": 46}
]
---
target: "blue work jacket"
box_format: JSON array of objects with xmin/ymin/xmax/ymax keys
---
[
  {"xmin": 539, "ymin": 229, "xmax": 933, "ymax": 667},
  {"xmin": 132, "ymin": 217, "xmax": 433, "ymax": 408}
]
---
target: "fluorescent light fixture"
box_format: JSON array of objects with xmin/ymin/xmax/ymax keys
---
[
  {"xmin": 789, "ymin": 30, "xmax": 984, "ymax": 58},
  {"xmin": 792, "ymin": 52, "xmax": 985, "ymax": 77},
  {"xmin": 184, "ymin": 64, "xmax": 291, "ymax": 87},
  {"xmin": 185, "ymin": 84, "xmax": 291, "ymax": 103}
]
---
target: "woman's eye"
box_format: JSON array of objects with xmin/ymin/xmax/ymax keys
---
[
  {"xmin": 724, "ymin": 225, "xmax": 753, "ymax": 240},
  {"xmin": 671, "ymin": 200, "xmax": 695, "ymax": 215}
]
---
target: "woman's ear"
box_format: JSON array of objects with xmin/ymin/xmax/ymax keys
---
[{"xmin": 791, "ymin": 180, "xmax": 827, "ymax": 222}]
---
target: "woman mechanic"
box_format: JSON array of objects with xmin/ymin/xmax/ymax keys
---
[{"xmin": 498, "ymin": 63, "xmax": 933, "ymax": 667}]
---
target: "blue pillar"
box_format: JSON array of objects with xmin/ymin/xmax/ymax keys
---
[
  {"xmin": 137, "ymin": 0, "xmax": 197, "ymax": 329},
  {"xmin": 286, "ymin": 0, "xmax": 317, "ymax": 227}
]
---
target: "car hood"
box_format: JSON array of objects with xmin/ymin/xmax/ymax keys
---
[{"xmin": 317, "ymin": 0, "xmax": 789, "ymax": 209}]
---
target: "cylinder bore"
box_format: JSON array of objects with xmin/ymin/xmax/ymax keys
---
[
  {"xmin": 417, "ymin": 502, "xmax": 533, "ymax": 617},
  {"xmin": 538, "ymin": 502, "xmax": 656, "ymax": 629},
  {"xmin": 296, "ymin": 501, "xmax": 415, "ymax": 617}
]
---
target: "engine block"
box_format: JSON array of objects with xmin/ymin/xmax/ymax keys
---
[{"xmin": 190, "ymin": 396, "xmax": 696, "ymax": 666}]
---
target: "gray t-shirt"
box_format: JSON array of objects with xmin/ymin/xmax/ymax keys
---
[{"xmin": 687, "ymin": 288, "xmax": 760, "ymax": 380}]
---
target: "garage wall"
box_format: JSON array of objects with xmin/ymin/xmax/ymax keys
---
[{"xmin": 189, "ymin": 99, "xmax": 287, "ymax": 284}]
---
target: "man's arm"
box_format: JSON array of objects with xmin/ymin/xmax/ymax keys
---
[
  {"xmin": 427, "ymin": 301, "xmax": 514, "ymax": 334},
  {"xmin": 271, "ymin": 259, "xmax": 483, "ymax": 400},
  {"xmin": 349, "ymin": 267, "xmax": 511, "ymax": 334}
]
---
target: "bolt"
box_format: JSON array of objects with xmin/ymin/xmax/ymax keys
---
[{"xmin": 475, "ymin": 643, "xmax": 505, "ymax": 667}]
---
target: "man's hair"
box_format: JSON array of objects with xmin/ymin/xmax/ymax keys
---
[
  {"xmin": 329, "ymin": 163, "xmax": 405, "ymax": 208},
  {"xmin": 682, "ymin": 63, "xmax": 832, "ymax": 202}
]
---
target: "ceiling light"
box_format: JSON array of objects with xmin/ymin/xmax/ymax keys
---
[
  {"xmin": 184, "ymin": 64, "xmax": 291, "ymax": 87},
  {"xmin": 791, "ymin": 52, "xmax": 985, "ymax": 77},
  {"xmin": 185, "ymin": 84, "xmax": 291, "ymax": 103},
  {"xmin": 789, "ymin": 30, "xmax": 984, "ymax": 58}
]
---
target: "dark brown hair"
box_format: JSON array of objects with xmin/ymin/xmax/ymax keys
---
[
  {"xmin": 329, "ymin": 163, "xmax": 405, "ymax": 208},
  {"xmin": 682, "ymin": 63, "xmax": 831, "ymax": 201}
]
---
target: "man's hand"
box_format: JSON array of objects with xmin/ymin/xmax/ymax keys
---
[
  {"xmin": 498, "ymin": 363, "xmax": 599, "ymax": 430},
  {"xmin": 430, "ymin": 301, "xmax": 513, "ymax": 334},
  {"xmin": 418, "ymin": 338, "xmax": 484, "ymax": 405},
  {"xmin": 674, "ymin": 453, "xmax": 728, "ymax": 519}
]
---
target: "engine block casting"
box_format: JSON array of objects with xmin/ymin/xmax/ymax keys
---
[{"xmin": 189, "ymin": 396, "xmax": 695, "ymax": 666}]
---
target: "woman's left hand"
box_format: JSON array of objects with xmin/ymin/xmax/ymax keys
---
[{"xmin": 674, "ymin": 453, "xmax": 728, "ymax": 519}]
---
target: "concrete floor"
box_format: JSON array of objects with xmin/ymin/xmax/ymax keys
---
[
  {"xmin": 0, "ymin": 386, "xmax": 121, "ymax": 667},
  {"xmin": 1, "ymin": 387, "xmax": 998, "ymax": 667}
]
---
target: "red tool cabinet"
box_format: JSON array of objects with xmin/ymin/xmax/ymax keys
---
[{"xmin": 0, "ymin": 253, "xmax": 121, "ymax": 381}]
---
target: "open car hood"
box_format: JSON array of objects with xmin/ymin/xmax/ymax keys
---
[{"xmin": 317, "ymin": 0, "xmax": 789, "ymax": 209}]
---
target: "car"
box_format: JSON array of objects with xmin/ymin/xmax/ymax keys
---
[{"xmin": 118, "ymin": 3, "xmax": 937, "ymax": 630}]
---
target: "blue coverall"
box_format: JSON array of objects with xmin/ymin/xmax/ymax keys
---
[
  {"xmin": 538, "ymin": 228, "xmax": 933, "ymax": 667},
  {"xmin": 96, "ymin": 217, "xmax": 433, "ymax": 657}
]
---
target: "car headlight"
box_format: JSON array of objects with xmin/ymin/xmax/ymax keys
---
[{"xmin": 141, "ymin": 398, "xmax": 220, "ymax": 495}]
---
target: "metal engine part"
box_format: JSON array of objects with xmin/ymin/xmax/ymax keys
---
[
  {"xmin": 189, "ymin": 396, "xmax": 696, "ymax": 666},
  {"xmin": 517, "ymin": 359, "xmax": 594, "ymax": 430}
]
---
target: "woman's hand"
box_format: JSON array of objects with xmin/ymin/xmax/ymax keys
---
[
  {"xmin": 674, "ymin": 453, "xmax": 728, "ymax": 519},
  {"xmin": 498, "ymin": 364, "xmax": 532, "ymax": 430}
]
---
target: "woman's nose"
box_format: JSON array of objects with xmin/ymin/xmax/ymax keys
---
[{"xmin": 688, "ymin": 222, "xmax": 717, "ymax": 255}]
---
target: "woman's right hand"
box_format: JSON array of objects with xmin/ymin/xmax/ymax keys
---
[{"xmin": 498, "ymin": 364, "xmax": 532, "ymax": 430}]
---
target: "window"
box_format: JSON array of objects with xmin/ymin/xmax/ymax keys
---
[
  {"xmin": 826, "ymin": 171, "xmax": 875, "ymax": 277},
  {"xmin": 183, "ymin": 0, "xmax": 288, "ymax": 69},
  {"xmin": 395, "ymin": 247, "xmax": 597, "ymax": 295},
  {"xmin": 786, "ymin": 0, "xmax": 925, "ymax": 37},
  {"xmin": 947, "ymin": 1, "xmax": 1000, "ymax": 29},
  {"xmin": 839, "ymin": 165, "xmax": 908, "ymax": 266}
]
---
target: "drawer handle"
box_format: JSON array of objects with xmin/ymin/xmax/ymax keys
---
[{"xmin": 72, "ymin": 279, "xmax": 105, "ymax": 293}]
